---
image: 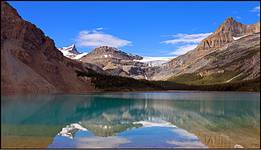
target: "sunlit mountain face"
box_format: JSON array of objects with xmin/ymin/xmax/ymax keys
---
[{"xmin": 1, "ymin": 92, "xmax": 260, "ymax": 148}]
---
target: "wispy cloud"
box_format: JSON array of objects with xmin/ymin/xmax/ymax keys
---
[
  {"xmin": 95, "ymin": 27, "xmax": 104, "ymax": 31},
  {"xmin": 76, "ymin": 28, "xmax": 131, "ymax": 48},
  {"xmin": 251, "ymin": 6, "xmax": 260, "ymax": 16},
  {"xmin": 251, "ymin": 6, "xmax": 260, "ymax": 12},
  {"xmin": 236, "ymin": 16, "xmax": 241, "ymax": 19},
  {"xmin": 161, "ymin": 33, "xmax": 212, "ymax": 44},
  {"xmin": 169, "ymin": 44, "xmax": 198, "ymax": 56},
  {"xmin": 161, "ymin": 32, "xmax": 212, "ymax": 56}
]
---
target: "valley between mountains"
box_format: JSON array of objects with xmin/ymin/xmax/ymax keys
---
[{"xmin": 1, "ymin": 1, "xmax": 260, "ymax": 94}]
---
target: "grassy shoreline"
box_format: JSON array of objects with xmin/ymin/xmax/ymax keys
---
[{"xmin": 76, "ymin": 70, "xmax": 260, "ymax": 92}]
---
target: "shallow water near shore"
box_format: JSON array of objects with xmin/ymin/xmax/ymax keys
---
[{"xmin": 1, "ymin": 91, "xmax": 260, "ymax": 148}]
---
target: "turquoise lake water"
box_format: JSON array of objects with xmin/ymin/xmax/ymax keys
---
[{"xmin": 1, "ymin": 91, "xmax": 260, "ymax": 148}]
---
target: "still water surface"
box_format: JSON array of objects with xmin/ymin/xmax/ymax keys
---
[{"xmin": 1, "ymin": 91, "xmax": 260, "ymax": 148}]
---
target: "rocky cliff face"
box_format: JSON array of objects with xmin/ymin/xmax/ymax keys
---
[
  {"xmin": 1, "ymin": 1, "xmax": 96, "ymax": 94},
  {"xmin": 150, "ymin": 17, "xmax": 260, "ymax": 83}
]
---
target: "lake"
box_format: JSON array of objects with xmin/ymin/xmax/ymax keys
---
[{"xmin": 1, "ymin": 91, "xmax": 260, "ymax": 148}]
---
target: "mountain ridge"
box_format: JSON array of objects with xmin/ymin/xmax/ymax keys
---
[
  {"xmin": 1, "ymin": 1, "xmax": 260, "ymax": 94},
  {"xmin": 155, "ymin": 17, "xmax": 260, "ymax": 83},
  {"xmin": 196, "ymin": 17, "xmax": 259, "ymax": 50}
]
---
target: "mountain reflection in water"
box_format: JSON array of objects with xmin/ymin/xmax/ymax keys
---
[
  {"xmin": 1, "ymin": 91, "xmax": 260, "ymax": 148},
  {"xmin": 49, "ymin": 120, "xmax": 206, "ymax": 148}
]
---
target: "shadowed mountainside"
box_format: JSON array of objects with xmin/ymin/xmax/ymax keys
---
[{"xmin": 1, "ymin": 1, "xmax": 98, "ymax": 94}]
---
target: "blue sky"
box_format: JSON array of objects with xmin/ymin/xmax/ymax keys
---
[{"xmin": 8, "ymin": 1, "xmax": 260, "ymax": 57}]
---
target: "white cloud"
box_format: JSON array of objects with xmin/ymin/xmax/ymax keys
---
[
  {"xmin": 251, "ymin": 6, "xmax": 260, "ymax": 12},
  {"xmin": 76, "ymin": 136, "xmax": 130, "ymax": 148},
  {"xmin": 161, "ymin": 33, "xmax": 212, "ymax": 44},
  {"xmin": 169, "ymin": 44, "xmax": 198, "ymax": 56},
  {"xmin": 251, "ymin": 6, "xmax": 260, "ymax": 16},
  {"xmin": 77, "ymin": 29, "xmax": 131, "ymax": 48},
  {"xmin": 161, "ymin": 32, "xmax": 212, "ymax": 56}
]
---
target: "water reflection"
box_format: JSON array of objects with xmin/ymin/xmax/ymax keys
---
[
  {"xmin": 48, "ymin": 120, "xmax": 206, "ymax": 148},
  {"xmin": 1, "ymin": 92, "xmax": 260, "ymax": 148}
]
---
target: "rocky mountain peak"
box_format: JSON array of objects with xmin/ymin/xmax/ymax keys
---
[
  {"xmin": 196, "ymin": 17, "xmax": 259, "ymax": 50},
  {"xmin": 215, "ymin": 17, "xmax": 247, "ymax": 36},
  {"xmin": 92, "ymin": 46, "xmax": 119, "ymax": 54},
  {"xmin": 83, "ymin": 46, "xmax": 143, "ymax": 60},
  {"xmin": 217, "ymin": 17, "xmax": 237, "ymax": 32},
  {"xmin": 79, "ymin": 46, "xmax": 145, "ymax": 79},
  {"xmin": 1, "ymin": 1, "xmax": 22, "ymax": 22},
  {"xmin": 59, "ymin": 44, "xmax": 79, "ymax": 54},
  {"xmin": 58, "ymin": 44, "xmax": 88, "ymax": 59},
  {"xmin": 223, "ymin": 17, "xmax": 235, "ymax": 24}
]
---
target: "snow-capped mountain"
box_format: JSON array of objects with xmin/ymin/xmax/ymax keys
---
[{"xmin": 58, "ymin": 44, "xmax": 88, "ymax": 60}]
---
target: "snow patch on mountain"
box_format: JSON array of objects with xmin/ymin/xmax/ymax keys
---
[
  {"xmin": 135, "ymin": 56, "xmax": 174, "ymax": 66},
  {"xmin": 233, "ymin": 35, "xmax": 248, "ymax": 40},
  {"xmin": 103, "ymin": 54, "xmax": 112, "ymax": 58},
  {"xmin": 74, "ymin": 52, "xmax": 88, "ymax": 60}
]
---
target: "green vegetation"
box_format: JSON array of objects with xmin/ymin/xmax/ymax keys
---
[
  {"xmin": 197, "ymin": 78, "xmax": 260, "ymax": 92},
  {"xmin": 75, "ymin": 69, "xmax": 163, "ymax": 91},
  {"xmin": 167, "ymin": 46, "xmax": 260, "ymax": 85},
  {"xmin": 168, "ymin": 71, "xmax": 239, "ymax": 85},
  {"xmin": 75, "ymin": 69, "xmax": 260, "ymax": 92}
]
